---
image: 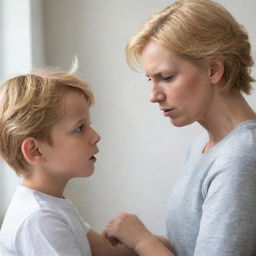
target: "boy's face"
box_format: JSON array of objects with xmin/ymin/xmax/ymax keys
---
[{"xmin": 39, "ymin": 92, "xmax": 100, "ymax": 181}]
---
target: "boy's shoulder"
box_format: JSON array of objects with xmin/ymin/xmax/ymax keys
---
[
  {"xmin": 0, "ymin": 186, "xmax": 92, "ymax": 255},
  {"xmin": 2, "ymin": 186, "xmax": 73, "ymax": 222},
  {"xmin": 2, "ymin": 186, "xmax": 42, "ymax": 230},
  {"xmin": 0, "ymin": 186, "xmax": 72, "ymax": 247},
  {"xmin": 4, "ymin": 185, "xmax": 69, "ymax": 215}
]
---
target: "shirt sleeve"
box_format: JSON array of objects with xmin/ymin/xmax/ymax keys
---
[
  {"xmin": 195, "ymin": 158, "xmax": 256, "ymax": 255},
  {"xmin": 15, "ymin": 210, "xmax": 86, "ymax": 256}
]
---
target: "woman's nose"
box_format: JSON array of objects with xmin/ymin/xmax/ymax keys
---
[{"xmin": 150, "ymin": 84, "xmax": 165, "ymax": 103}]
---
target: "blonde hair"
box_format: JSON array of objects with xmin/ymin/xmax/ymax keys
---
[
  {"xmin": 0, "ymin": 65, "xmax": 94, "ymax": 176},
  {"xmin": 126, "ymin": 0, "xmax": 254, "ymax": 94}
]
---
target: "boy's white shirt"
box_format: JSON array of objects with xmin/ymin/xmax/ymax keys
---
[{"xmin": 0, "ymin": 185, "xmax": 92, "ymax": 256}]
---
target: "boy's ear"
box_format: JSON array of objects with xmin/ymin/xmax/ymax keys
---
[
  {"xmin": 21, "ymin": 137, "xmax": 45, "ymax": 165},
  {"xmin": 208, "ymin": 59, "xmax": 224, "ymax": 85}
]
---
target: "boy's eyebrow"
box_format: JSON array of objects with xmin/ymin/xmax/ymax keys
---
[{"xmin": 73, "ymin": 118, "xmax": 90, "ymax": 126}]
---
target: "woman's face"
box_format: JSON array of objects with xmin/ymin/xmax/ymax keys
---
[{"xmin": 141, "ymin": 41, "xmax": 214, "ymax": 127}]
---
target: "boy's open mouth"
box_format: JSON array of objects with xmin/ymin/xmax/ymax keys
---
[{"xmin": 89, "ymin": 155, "xmax": 96, "ymax": 160}]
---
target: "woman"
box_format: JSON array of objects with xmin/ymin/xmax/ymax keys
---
[{"xmin": 103, "ymin": 0, "xmax": 256, "ymax": 255}]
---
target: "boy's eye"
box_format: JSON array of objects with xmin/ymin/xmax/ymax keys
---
[{"xmin": 74, "ymin": 124, "xmax": 84, "ymax": 133}]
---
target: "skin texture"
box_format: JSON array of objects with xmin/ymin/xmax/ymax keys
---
[
  {"xmin": 142, "ymin": 41, "xmax": 256, "ymax": 150},
  {"xmin": 38, "ymin": 94, "xmax": 100, "ymax": 179},
  {"xmin": 22, "ymin": 93, "xmax": 101, "ymax": 197},
  {"xmin": 142, "ymin": 41, "xmax": 214, "ymax": 128}
]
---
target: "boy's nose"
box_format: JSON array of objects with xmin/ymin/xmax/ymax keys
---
[{"xmin": 92, "ymin": 129, "xmax": 101, "ymax": 144}]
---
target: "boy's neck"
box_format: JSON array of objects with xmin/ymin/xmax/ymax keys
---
[{"xmin": 21, "ymin": 174, "xmax": 68, "ymax": 198}]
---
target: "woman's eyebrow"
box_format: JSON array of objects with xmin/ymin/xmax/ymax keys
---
[{"xmin": 145, "ymin": 72, "xmax": 161, "ymax": 77}]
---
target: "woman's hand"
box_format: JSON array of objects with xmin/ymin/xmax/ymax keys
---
[
  {"xmin": 103, "ymin": 212, "xmax": 153, "ymax": 250},
  {"xmin": 103, "ymin": 212, "xmax": 174, "ymax": 256}
]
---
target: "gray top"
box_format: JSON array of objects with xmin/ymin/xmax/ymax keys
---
[{"xmin": 166, "ymin": 120, "xmax": 256, "ymax": 256}]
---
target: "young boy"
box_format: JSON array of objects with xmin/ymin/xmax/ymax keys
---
[{"xmin": 0, "ymin": 67, "xmax": 135, "ymax": 255}]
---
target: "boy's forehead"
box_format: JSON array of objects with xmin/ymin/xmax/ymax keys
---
[
  {"xmin": 61, "ymin": 93, "xmax": 90, "ymax": 120},
  {"xmin": 63, "ymin": 91, "xmax": 87, "ymax": 104}
]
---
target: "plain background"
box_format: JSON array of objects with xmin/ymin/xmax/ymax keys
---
[{"xmin": 0, "ymin": 0, "xmax": 256, "ymax": 235}]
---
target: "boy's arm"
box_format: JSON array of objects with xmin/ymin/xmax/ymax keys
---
[
  {"xmin": 87, "ymin": 229, "xmax": 137, "ymax": 256},
  {"xmin": 155, "ymin": 235, "xmax": 175, "ymax": 253}
]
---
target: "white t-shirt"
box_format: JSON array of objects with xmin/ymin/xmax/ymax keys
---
[{"xmin": 0, "ymin": 185, "xmax": 92, "ymax": 256}]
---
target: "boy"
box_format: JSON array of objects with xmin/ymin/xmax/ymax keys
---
[{"xmin": 0, "ymin": 66, "xmax": 135, "ymax": 255}]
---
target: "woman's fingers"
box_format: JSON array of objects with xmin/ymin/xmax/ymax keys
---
[
  {"xmin": 103, "ymin": 212, "xmax": 151, "ymax": 250},
  {"xmin": 108, "ymin": 237, "xmax": 121, "ymax": 246},
  {"xmin": 103, "ymin": 221, "xmax": 121, "ymax": 246}
]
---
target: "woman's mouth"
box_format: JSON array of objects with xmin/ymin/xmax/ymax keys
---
[{"xmin": 162, "ymin": 108, "xmax": 174, "ymax": 117}]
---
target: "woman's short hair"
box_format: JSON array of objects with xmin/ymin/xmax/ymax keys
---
[
  {"xmin": 0, "ymin": 65, "xmax": 94, "ymax": 176},
  {"xmin": 126, "ymin": 0, "xmax": 254, "ymax": 94}
]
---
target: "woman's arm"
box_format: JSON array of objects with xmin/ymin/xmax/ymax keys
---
[
  {"xmin": 103, "ymin": 212, "xmax": 175, "ymax": 256},
  {"xmin": 134, "ymin": 235, "xmax": 174, "ymax": 256},
  {"xmin": 193, "ymin": 161, "xmax": 256, "ymax": 255}
]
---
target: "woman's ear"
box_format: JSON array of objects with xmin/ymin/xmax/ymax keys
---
[
  {"xmin": 21, "ymin": 137, "xmax": 45, "ymax": 165},
  {"xmin": 208, "ymin": 59, "xmax": 224, "ymax": 85}
]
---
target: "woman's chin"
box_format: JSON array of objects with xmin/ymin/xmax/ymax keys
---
[{"xmin": 170, "ymin": 117, "xmax": 194, "ymax": 127}]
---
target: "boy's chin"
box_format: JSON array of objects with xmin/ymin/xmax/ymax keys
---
[{"xmin": 83, "ymin": 167, "xmax": 95, "ymax": 177}]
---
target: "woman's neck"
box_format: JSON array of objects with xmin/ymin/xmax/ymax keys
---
[{"xmin": 199, "ymin": 89, "xmax": 256, "ymax": 153}]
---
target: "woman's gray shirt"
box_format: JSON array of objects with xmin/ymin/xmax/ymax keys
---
[{"xmin": 166, "ymin": 120, "xmax": 256, "ymax": 256}]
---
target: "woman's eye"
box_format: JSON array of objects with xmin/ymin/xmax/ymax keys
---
[
  {"xmin": 74, "ymin": 124, "xmax": 84, "ymax": 133},
  {"xmin": 162, "ymin": 76, "xmax": 173, "ymax": 81},
  {"xmin": 147, "ymin": 77, "xmax": 152, "ymax": 82}
]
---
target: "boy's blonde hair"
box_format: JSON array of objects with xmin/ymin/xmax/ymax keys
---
[
  {"xmin": 126, "ymin": 0, "xmax": 254, "ymax": 94},
  {"xmin": 0, "ymin": 66, "xmax": 94, "ymax": 176}
]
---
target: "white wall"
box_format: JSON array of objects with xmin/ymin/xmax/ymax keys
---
[
  {"xmin": 0, "ymin": 1, "xmax": 3, "ymax": 80},
  {"xmin": 30, "ymin": 0, "xmax": 46, "ymax": 68},
  {"xmin": 0, "ymin": 0, "xmax": 45, "ymax": 220},
  {"xmin": 0, "ymin": 0, "xmax": 32, "ymax": 219},
  {"xmin": 43, "ymin": 0, "xmax": 256, "ymax": 235},
  {"xmin": 0, "ymin": 0, "xmax": 3, "ymax": 215},
  {"xmin": 0, "ymin": 0, "xmax": 32, "ymax": 78},
  {"xmin": 0, "ymin": 0, "xmax": 45, "ymax": 79}
]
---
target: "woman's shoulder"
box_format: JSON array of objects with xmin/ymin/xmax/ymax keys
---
[
  {"xmin": 207, "ymin": 120, "xmax": 256, "ymax": 178},
  {"xmin": 200, "ymin": 121, "xmax": 256, "ymax": 197},
  {"xmin": 220, "ymin": 120, "xmax": 256, "ymax": 156}
]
